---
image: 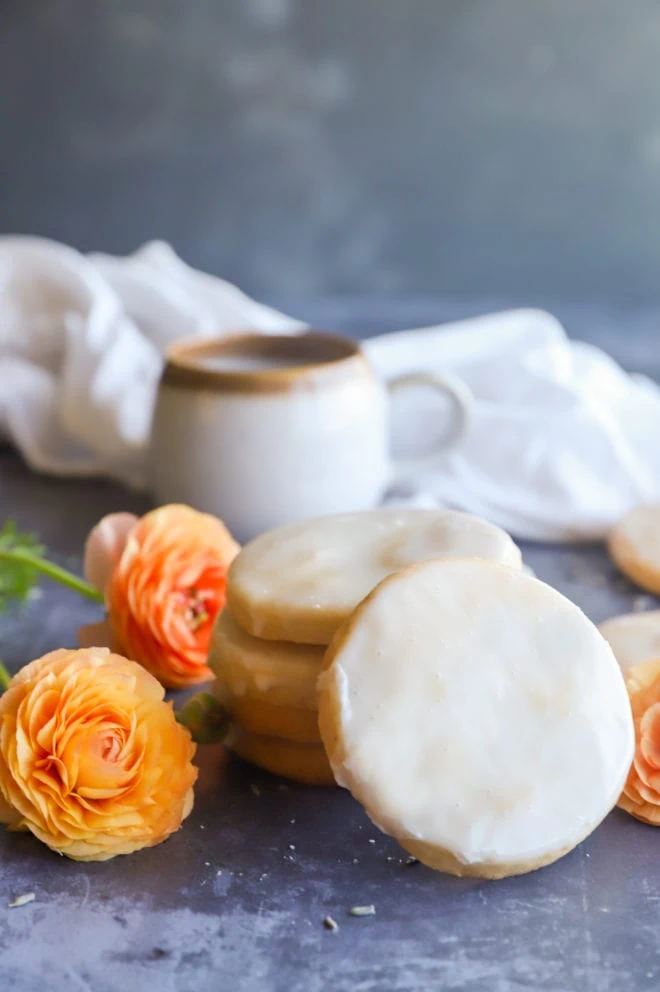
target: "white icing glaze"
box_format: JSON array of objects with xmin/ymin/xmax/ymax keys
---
[
  {"xmin": 319, "ymin": 559, "xmax": 634, "ymax": 868},
  {"xmin": 228, "ymin": 508, "xmax": 522, "ymax": 644},
  {"xmin": 599, "ymin": 610, "xmax": 660, "ymax": 672},
  {"xmin": 208, "ymin": 610, "xmax": 323, "ymax": 709}
]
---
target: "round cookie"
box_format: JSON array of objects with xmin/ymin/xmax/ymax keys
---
[
  {"xmin": 227, "ymin": 508, "xmax": 523, "ymax": 644},
  {"xmin": 318, "ymin": 558, "xmax": 634, "ymax": 879},
  {"xmin": 209, "ymin": 611, "xmax": 323, "ymax": 742},
  {"xmin": 230, "ymin": 728, "xmax": 335, "ymax": 786},
  {"xmin": 608, "ymin": 503, "xmax": 660, "ymax": 594},
  {"xmin": 210, "ymin": 610, "xmax": 323, "ymax": 709},
  {"xmin": 599, "ymin": 610, "xmax": 660, "ymax": 672},
  {"xmin": 214, "ymin": 689, "xmax": 321, "ymax": 744}
]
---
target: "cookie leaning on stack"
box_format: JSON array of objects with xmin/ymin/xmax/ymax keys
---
[
  {"xmin": 318, "ymin": 558, "xmax": 634, "ymax": 878},
  {"xmin": 209, "ymin": 507, "xmax": 523, "ymax": 784}
]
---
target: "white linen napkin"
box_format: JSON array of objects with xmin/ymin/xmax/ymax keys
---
[{"xmin": 1, "ymin": 235, "xmax": 658, "ymax": 541}]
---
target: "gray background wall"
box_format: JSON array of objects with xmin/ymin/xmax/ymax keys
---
[{"xmin": 2, "ymin": 0, "xmax": 660, "ymax": 303}]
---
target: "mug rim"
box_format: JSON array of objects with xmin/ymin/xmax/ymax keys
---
[{"xmin": 162, "ymin": 331, "xmax": 368, "ymax": 393}]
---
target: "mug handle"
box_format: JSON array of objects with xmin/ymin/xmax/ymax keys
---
[{"xmin": 386, "ymin": 371, "xmax": 473, "ymax": 483}]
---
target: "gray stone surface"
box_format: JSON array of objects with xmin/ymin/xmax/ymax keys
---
[
  {"xmin": 1, "ymin": 303, "xmax": 659, "ymax": 990},
  {"xmin": 5, "ymin": 1, "xmax": 660, "ymax": 302}
]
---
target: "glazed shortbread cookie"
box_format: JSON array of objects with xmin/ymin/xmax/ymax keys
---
[
  {"xmin": 230, "ymin": 728, "xmax": 335, "ymax": 786},
  {"xmin": 209, "ymin": 611, "xmax": 322, "ymax": 742},
  {"xmin": 209, "ymin": 611, "xmax": 323, "ymax": 736},
  {"xmin": 599, "ymin": 611, "xmax": 660, "ymax": 673},
  {"xmin": 213, "ymin": 682, "xmax": 320, "ymax": 743},
  {"xmin": 609, "ymin": 504, "xmax": 660, "ymax": 594},
  {"xmin": 227, "ymin": 508, "xmax": 523, "ymax": 644},
  {"xmin": 210, "ymin": 611, "xmax": 323, "ymax": 710},
  {"xmin": 318, "ymin": 559, "xmax": 634, "ymax": 879}
]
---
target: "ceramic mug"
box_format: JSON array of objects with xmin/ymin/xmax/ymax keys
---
[{"xmin": 149, "ymin": 332, "xmax": 472, "ymax": 541}]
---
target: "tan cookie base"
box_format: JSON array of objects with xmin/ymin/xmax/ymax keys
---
[
  {"xmin": 213, "ymin": 681, "xmax": 321, "ymax": 743},
  {"xmin": 398, "ymin": 834, "xmax": 592, "ymax": 880},
  {"xmin": 608, "ymin": 532, "xmax": 660, "ymax": 594},
  {"xmin": 228, "ymin": 593, "xmax": 343, "ymax": 647},
  {"xmin": 608, "ymin": 506, "xmax": 660, "ymax": 594},
  {"xmin": 209, "ymin": 610, "xmax": 323, "ymax": 711},
  {"xmin": 230, "ymin": 728, "xmax": 335, "ymax": 786},
  {"xmin": 598, "ymin": 610, "xmax": 660, "ymax": 672}
]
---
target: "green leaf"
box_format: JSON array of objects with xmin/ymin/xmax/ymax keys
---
[
  {"xmin": 0, "ymin": 661, "xmax": 11, "ymax": 692},
  {"xmin": 0, "ymin": 517, "xmax": 104, "ymax": 612},
  {"xmin": 0, "ymin": 519, "xmax": 45, "ymax": 613},
  {"xmin": 176, "ymin": 692, "xmax": 231, "ymax": 745}
]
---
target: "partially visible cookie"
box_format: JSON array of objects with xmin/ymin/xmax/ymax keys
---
[
  {"xmin": 318, "ymin": 558, "xmax": 634, "ymax": 879},
  {"xmin": 228, "ymin": 508, "xmax": 522, "ymax": 644},
  {"xmin": 230, "ymin": 728, "xmax": 335, "ymax": 786},
  {"xmin": 598, "ymin": 610, "xmax": 660, "ymax": 673},
  {"xmin": 609, "ymin": 504, "xmax": 660, "ymax": 594}
]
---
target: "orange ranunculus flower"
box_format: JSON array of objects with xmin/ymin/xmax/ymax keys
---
[
  {"xmin": 618, "ymin": 657, "xmax": 660, "ymax": 825},
  {"xmin": 83, "ymin": 504, "xmax": 240, "ymax": 689},
  {"xmin": 0, "ymin": 647, "xmax": 197, "ymax": 861}
]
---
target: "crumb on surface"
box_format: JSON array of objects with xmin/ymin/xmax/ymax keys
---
[
  {"xmin": 8, "ymin": 893, "xmax": 35, "ymax": 908},
  {"xmin": 324, "ymin": 915, "xmax": 339, "ymax": 931},
  {"xmin": 633, "ymin": 595, "xmax": 656, "ymax": 613},
  {"xmin": 349, "ymin": 904, "xmax": 376, "ymax": 917}
]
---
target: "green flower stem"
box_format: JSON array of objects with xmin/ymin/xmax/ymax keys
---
[
  {"xmin": 0, "ymin": 550, "xmax": 104, "ymax": 604},
  {"xmin": 0, "ymin": 662, "xmax": 11, "ymax": 692}
]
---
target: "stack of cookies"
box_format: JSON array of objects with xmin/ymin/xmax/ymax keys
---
[{"xmin": 209, "ymin": 507, "xmax": 523, "ymax": 785}]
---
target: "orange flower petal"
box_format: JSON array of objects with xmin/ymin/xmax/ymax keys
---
[
  {"xmin": 0, "ymin": 647, "xmax": 197, "ymax": 860},
  {"xmin": 84, "ymin": 513, "xmax": 139, "ymax": 594},
  {"xmin": 106, "ymin": 504, "xmax": 239, "ymax": 688},
  {"xmin": 619, "ymin": 659, "xmax": 660, "ymax": 825}
]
